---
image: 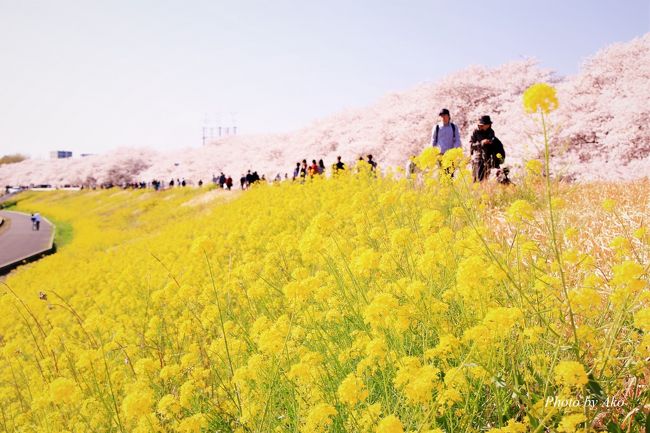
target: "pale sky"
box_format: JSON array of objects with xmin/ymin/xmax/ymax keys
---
[{"xmin": 1, "ymin": 0, "xmax": 648, "ymax": 158}]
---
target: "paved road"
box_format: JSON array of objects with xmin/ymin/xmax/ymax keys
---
[{"xmin": 0, "ymin": 210, "xmax": 54, "ymax": 269}]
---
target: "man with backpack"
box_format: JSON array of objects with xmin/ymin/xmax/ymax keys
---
[
  {"xmin": 431, "ymin": 108, "xmax": 461, "ymax": 176},
  {"xmin": 431, "ymin": 108, "xmax": 461, "ymax": 155}
]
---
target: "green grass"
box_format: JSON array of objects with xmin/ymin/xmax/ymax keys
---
[
  {"xmin": 0, "ymin": 199, "xmax": 18, "ymax": 209},
  {"xmin": 48, "ymin": 217, "xmax": 74, "ymax": 249},
  {"xmin": 2, "ymin": 192, "xmax": 74, "ymax": 249}
]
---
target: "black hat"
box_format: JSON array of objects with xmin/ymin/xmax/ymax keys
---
[
  {"xmin": 439, "ymin": 108, "xmax": 450, "ymax": 116},
  {"xmin": 478, "ymin": 115, "xmax": 493, "ymax": 125}
]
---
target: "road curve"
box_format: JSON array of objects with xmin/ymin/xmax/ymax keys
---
[{"xmin": 0, "ymin": 210, "xmax": 54, "ymax": 271}]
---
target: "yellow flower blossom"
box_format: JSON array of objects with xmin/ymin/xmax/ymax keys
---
[
  {"xmin": 554, "ymin": 361, "xmax": 588, "ymax": 388},
  {"xmin": 486, "ymin": 419, "xmax": 528, "ymax": 433},
  {"xmin": 49, "ymin": 377, "xmax": 80, "ymax": 404},
  {"xmin": 525, "ymin": 159, "xmax": 544, "ymax": 176},
  {"xmin": 557, "ymin": 413, "xmax": 586, "ymax": 433},
  {"xmin": 601, "ymin": 198, "xmax": 616, "ymax": 212},
  {"xmin": 178, "ymin": 413, "xmax": 208, "ymax": 433},
  {"xmin": 337, "ymin": 373, "xmax": 369, "ymax": 406},
  {"xmin": 507, "ymin": 199, "xmax": 535, "ymax": 224},
  {"xmin": 634, "ymin": 307, "xmax": 650, "ymax": 331},
  {"xmin": 301, "ymin": 403, "xmax": 336, "ymax": 433},
  {"xmin": 122, "ymin": 387, "xmax": 154, "ymax": 421},
  {"xmin": 376, "ymin": 414, "xmax": 404, "ymax": 433},
  {"xmin": 523, "ymin": 83, "xmax": 559, "ymax": 114}
]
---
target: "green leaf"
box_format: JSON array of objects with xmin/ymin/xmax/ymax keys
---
[
  {"xmin": 586, "ymin": 373, "xmax": 606, "ymax": 403},
  {"xmin": 607, "ymin": 421, "xmax": 623, "ymax": 433}
]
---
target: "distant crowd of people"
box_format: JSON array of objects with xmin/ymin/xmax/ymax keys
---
[
  {"xmin": 6, "ymin": 108, "xmax": 510, "ymax": 194},
  {"xmin": 289, "ymin": 154, "xmax": 378, "ymax": 182}
]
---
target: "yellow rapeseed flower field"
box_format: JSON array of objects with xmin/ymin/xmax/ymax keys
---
[
  {"xmin": 0, "ymin": 86, "xmax": 648, "ymax": 433},
  {"xmin": 1, "ymin": 164, "xmax": 647, "ymax": 433}
]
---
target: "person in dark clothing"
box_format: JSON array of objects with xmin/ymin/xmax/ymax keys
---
[
  {"xmin": 469, "ymin": 115, "xmax": 505, "ymax": 182},
  {"xmin": 245, "ymin": 170, "xmax": 253, "ymax": 186},
  {"xmin": 335, "ymin": 156, "xmax": 345, "ymax": 172},
  {"xmin": 240, "ymin": 174, "xmax": 246, "ymax": 190},
  {"xmin": 225, "ymin": 176, "xmax": 233, "ymax": 190},
  {"xmin": 300, "ymin": 159, "xmax": 308, "ymax": 182},
  {"xmin": 318, "ymin": 159, "xmax": 326, "ymax": 174},
  {"xmin": 293, "ymin": 162, "xmax": 301, "ymax": 180},
  {"xmin": 367, "ymin": 154, "xmax": 378, "ymax": 172}
]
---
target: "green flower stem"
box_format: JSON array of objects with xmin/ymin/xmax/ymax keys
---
[{"xmin": 540, "ymin": 112, "xmax": 580, "ymax": 359}]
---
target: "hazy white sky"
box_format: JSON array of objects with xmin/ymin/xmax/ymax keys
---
[{"xmin": 1, "ymin": 0, "xmax": 648, "ymax": 158}]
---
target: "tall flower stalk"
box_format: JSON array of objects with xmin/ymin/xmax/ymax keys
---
[{"xmin": 523, "ymin": 83, "xmax": 580, "ymax": 358}]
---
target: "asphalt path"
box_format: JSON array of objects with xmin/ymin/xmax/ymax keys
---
[{"xmin": 0, "ymin": 210, "xmax": 54, "ymax": 269}]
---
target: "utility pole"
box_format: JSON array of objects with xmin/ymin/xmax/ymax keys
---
[{"xmin": 203, "ymin": 112, "xmax": 239, "ymax": 145}]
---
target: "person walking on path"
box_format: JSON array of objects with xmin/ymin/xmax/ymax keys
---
[
  {"xmin": 34, "ymin": 213, "xmax": 41, "ymax": 231},
  {"xmin": 469, "ymin": 115, "xmax": 505, "ymax": 182}
]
